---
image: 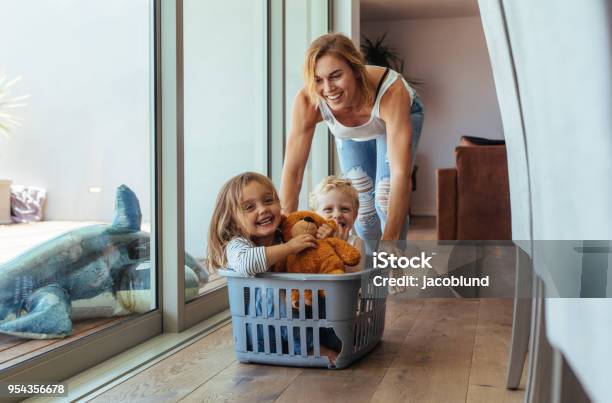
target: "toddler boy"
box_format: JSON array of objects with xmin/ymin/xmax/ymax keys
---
[{"xmin": 310, "ymin": 176, "xmax": 364, "ymax": 272}]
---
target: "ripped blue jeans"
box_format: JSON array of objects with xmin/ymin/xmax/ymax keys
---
[{"xmin": 335, "ymin": 94, "xmax": 424, "ymax": 241}]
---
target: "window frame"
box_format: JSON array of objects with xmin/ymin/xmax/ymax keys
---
[
  {"xmin": 179, "ymin": 0, "xmax": 270, "ymax": 325},
  {"xmin": 0, "ymin": 0, "xmax": 333, "ymax": 393},
  {"xmin": 0, "ymin": 0, "xmax": 163, "ymax": 386}
]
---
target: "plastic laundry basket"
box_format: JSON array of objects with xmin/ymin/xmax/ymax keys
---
[{"xmin": 219, "ymin": 268, "xmax": 389, "ymax": 369}]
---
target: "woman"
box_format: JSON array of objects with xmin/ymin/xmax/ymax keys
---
[{"xmin": 280, "ymin": 33, "xmax": 424, "ymax": 241}]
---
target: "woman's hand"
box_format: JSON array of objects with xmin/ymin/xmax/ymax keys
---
[
  {"xmin": 286, "ymin": 234, "xmax": 318, "ymax": 254},
  {"xmin": 377, "ymin": 240, "xmax": 408, "ymax": 294}
]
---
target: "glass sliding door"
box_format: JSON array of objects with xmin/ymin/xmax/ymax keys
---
[
  {"xmin": 183, "ymin": 0, "xmax": 268, "ymax": 303},
  {"xmin": 0, "ymin": 0, "xmax": 160, "ymax": 383},
  {"xmin": 284, "ymin": 0, "xmax": 330, "ymax": 208}
]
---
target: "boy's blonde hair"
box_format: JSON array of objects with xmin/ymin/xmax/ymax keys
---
[
  {"xmin": 206, "ymin": 172, "xmax": 279, "ymax": 271},
  {"xmin": 309, "ymin": 175, "xmax": 359, "ymax": 212},
  {"xmin": 304, "ymin": 33, "xmax": 374, "ymax": 108}
]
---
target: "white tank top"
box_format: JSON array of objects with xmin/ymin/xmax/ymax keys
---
[{"xmin": 318, "ymin": 68, "xmax": 417, "ymax": 142}]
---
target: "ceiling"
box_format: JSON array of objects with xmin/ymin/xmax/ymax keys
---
[{"xmin": 361, "ymin": 0, "xmax": 480, "ymax": 21}]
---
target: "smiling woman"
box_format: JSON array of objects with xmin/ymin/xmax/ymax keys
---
[{"xmin": 280, "ymin": 33, "xmax": 425, "ymax": 242}]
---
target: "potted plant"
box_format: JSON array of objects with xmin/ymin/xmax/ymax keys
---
[{"xmin": 361, "ymin": 32, "xmax": 423, "ymax": 88}]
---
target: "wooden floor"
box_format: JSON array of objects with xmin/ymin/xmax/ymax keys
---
[
  {"xmin": 4, "ymin": 217, "xmax": 526, "ymax": 402},
  {"xmin": 94, "ymin": 295, "xmax": 525, "ymax": 403},
  {"xmin": 0, "ymin": 318, "xmax": 132, "ymax": 371},
  {"xmin": 93, "ymin": 218, "xmax": 526, "ymax": 402},
  {"xmin": 407, "ymin": 215, "xmax": 437, "ymax": 240}
]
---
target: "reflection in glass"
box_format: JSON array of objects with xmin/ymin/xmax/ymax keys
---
[
  {"xmin": 284, "ymin": 0, "xmax": 329, "ymax": 208},
  {"xmin": 0, "ymin": 186, "xmax": 156, "ymax": 339},
  {"xmin": 0, "ymin": 0, "xmax": 155, "ymax": 368},
  {"xmin": 183, "ymin": 0, "xmax": 267, "ymax": 299}
]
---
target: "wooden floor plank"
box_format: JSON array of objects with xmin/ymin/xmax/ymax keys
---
[
  {"xmin": 0, "ymin": 334, "xmax": 27, "ymax": 354},
  {"xmin": 466, "ymin": 299, "xmax": 526, "ymax": 403},
  {"xmin": 370, "ymin": 299, "xmax": 480, "ymax": 403},
  {"xmin": 465, "ymin": 384, "xmax": 524, "ymax": 403},
  {"xmin": 389, "ymin": 299, "xmax": 480, "ymax": 371},
  {"xmin": 180, "ymin": 361, "xmax": 303, "ymax": 403},
  {"xmin": 274, "ymin": 365, "xmax": 387, "ymax": 403},
  {"xmin": 358, "ymin": 299, "xmax": 425, "ymax": 369},
  {"xmin": 468, "ymin": 299, "xmax": 517, "ymax": 389},
  {"xmin": 406, "ymin": 216, "xmax": 436, "ymax": 241},
  {"xmin": 0, "ymin": 317, "xmax": 119, "ymax": 369},
  {"xmin": 91, "ymin": 325, "xmax": 237, "ymax": 403}
]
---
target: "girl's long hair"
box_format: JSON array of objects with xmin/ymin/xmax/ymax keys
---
[{"xmin": 206, "ymin": 172, "xmax": 279, "ymax": 271}]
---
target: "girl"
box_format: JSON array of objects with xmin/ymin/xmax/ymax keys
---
[
  {"xmin": 207, "ymin": 171, "xmax": 316, "ymax": 275},
  {"xmin": 207, "ymin": 171, "xmax": 339, "ymax": 364}
]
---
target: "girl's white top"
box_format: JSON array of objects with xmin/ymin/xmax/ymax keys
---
[{"xmin": 226, "ymin": 237, "xmax": 268, "ymax": 276}]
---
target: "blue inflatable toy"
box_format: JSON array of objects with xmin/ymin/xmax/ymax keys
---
[{"xmin": 0, "ymin": 185, "xmax": 208, "ymax": 339}]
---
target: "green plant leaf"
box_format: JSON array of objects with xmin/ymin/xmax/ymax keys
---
[{"xmin": 361, "ymin": 33, "xmax": 425, "ymax": 89}]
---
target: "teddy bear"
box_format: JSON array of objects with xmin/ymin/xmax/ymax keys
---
[{"xmin": 278, "ymin": 211, "xmax": 361, "ymax": 308}]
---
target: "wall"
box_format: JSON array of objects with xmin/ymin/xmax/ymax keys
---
[
  {"xmin": 0, "ymin": 0, "xmax": 152, "ymax": 222},
  {"xmin": 361, "ymin": 16, "xmax": 503, "ymax": 215}
]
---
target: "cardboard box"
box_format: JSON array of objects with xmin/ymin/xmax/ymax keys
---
[{"xmin": 0, "ymin": 180, "xmax": 12, "ymax": 224}]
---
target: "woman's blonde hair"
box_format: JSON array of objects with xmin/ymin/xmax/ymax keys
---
[
  {"xmin": 309, "ymin": 175, "xmax": 360, "ymax": 212},
  {"xmin": 206, "ymin": 172, "xmax": 279, "ymax": 271},
  {"xmin": 304, "ymin": 33, "xmax": 374, "ymax": 108}
]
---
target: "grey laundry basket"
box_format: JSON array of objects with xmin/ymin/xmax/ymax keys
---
[{"xmin": 219, "ymin": 268, "xmax": 389, "ymax": 369}]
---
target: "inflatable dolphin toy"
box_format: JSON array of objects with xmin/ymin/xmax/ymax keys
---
[{"xmin": 0, "ymin": 185, "xmax": 208, "ymax": 339}]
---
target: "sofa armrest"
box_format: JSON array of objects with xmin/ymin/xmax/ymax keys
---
[
  {"xmin": 436, "ymin": 168, "xmax": 457, "ymax": 240},
  {"xmin": 455, "ymin": 146, "xmax": 511, "ymax": 240}
]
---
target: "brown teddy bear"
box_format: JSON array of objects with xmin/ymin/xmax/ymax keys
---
[{"xmin": 279, "ymin": 211, "xmax": 361, "ymax": 308}]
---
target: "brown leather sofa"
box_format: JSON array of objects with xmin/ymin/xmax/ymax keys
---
[{"xmin": 436, "ymin": 136, "xmax": 512, "ymax": 240}]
